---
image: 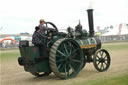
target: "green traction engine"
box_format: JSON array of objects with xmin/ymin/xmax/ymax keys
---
[{"xmin": 18, "ymin": 9, "xmax": 111, "ymax": 79}]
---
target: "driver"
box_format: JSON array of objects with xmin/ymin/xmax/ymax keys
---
[{"xmin": 39, "ymin": 19, "xmax": 53, "ymax": 37}]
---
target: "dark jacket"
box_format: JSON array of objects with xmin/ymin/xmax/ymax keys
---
[{"xmin": 32, "ymin": 31, "xmax": 48, "ymax": 45}]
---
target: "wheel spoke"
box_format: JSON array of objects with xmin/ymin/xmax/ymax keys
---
[
  {"xmin": 56, "ymin": 59, "xmax": 66, "ymax": 63},
  {"xmin": 72, "ymin": 48, "xmax": 79, "ymax": 55},
  {"xmin": 72, "ymin": 59, "xmax": 81, "ymax": 63},
  {"xmin": 105, "ymin": 59, "xmax": 108, "ymax": 61},
  {"xmin": 57, "ymin": 63, "xmax": 62, "ymax": 70},
  {"xmin": 103, "ymin": 55, "xmax": 107, "ymax": 59},
  {"xmin": 100, "ymin": 63, "xmax": 103, "ymax": 70},
  {"xmin": 57, "ymin": 50, "xmax": 66, "ymax": 57},
  {"xmin": 102, "ymin": 63, "xmax": 105, "ymax": 69},
  {"xmin": 96, "ymin": 59, "xmax": 100, "ymax": 61},
  {"xmin": 63, "ymin": 44, "xmax": 69, "ymax": 56},
  {"xmin": 72, "ymin": 53, "xmax": 77, "ymax": 58},
  {"xmin": 69, "ymin": 49, "xmax": 72, "ymax": 56},
  {"xmin": 56, "ymin": 54, "xmax": 60, "ymax": 58},
  {"xmin": 64, "ymin": 64, "xmax": 67, "ymax": 76},
  {"xmin": 104, "ymin": 61, "xmax": 107, "ymax": 65},
  {"xmin": 69, "ymin": 63, "xmax": 76, "ymax": 73},
  {"xmin": 71, "ymin": 49, "xmax": 79, "ymax": 58},
  {"xmin": 68, "ymin": 42, "xmax": 73, "ymax": 55},
  {"xmin": 60, "ymin": 63, "xmax": 66, "ymax": 71},
  {"xmin": 68, "ymin": 42, "xmax": 72, "ymax": 48},
  {"xmin": 96, "ymin": 55, "xmax": 100, "ymax": 59},
  {"xmin": 66, "ymin": 63, "xmax": 70, "ymax": 76},
  {"xmin": 97, "ymin": 61, "xmax": 100, "ymax": 66},
  {"xmin": 100, "ymin": 51, "xmax": 104, "ymax": 58}
]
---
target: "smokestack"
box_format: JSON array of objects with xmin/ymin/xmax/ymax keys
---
[{"xmin": 87, "ymin": 9, "xmax": 94, "ymax": 37}]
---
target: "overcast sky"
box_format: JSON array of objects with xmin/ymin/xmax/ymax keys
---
[{"xmin": 0, "ymin": 0, "xmax": 128, "ymax": 34}]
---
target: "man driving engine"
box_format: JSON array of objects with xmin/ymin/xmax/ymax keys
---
[{"xmin": 39, "ymin": 19, "xmax": 53, "ymax": 38}]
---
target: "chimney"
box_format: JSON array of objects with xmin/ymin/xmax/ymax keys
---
[{"xmin": 87, "ymin": 9, "xmax": 94, "ymax": 37}]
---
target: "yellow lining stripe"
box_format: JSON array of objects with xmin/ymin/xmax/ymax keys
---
[
  {"xmin": 88, "ymin": 39, "xmax": 91, "ymax": 45},
  {"xmin": 80, "ymin": 44, "xmax": 96, "ymax": 49},
  {"xmin": 92, "ymin": 38, "xmax": 97, "ymax": 44},
  {"xmin": 80, "ymin": 40, "xmax": 84, "ymax": 45}
]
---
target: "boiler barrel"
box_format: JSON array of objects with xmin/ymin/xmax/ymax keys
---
[{"xmin": 76, "ymin": 37, "xmax": 101, "ymax": 50}]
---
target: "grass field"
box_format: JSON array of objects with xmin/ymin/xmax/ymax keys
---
[
  {"xmin": 72, "ymin": 42, "xmax": 128, "ymax": 85},
  {"xmin": 0, "ymin": 50, "xmax": 20, "ymax": 62},
  {"xmin": 0, "ymin": 41, "xmax": 128, "ymax": 85},
  {"xmin": 102, "ymin": 42, "xmax": 128, "ymax": 50},
  {"xmin": 73, "ymin": 42, "xmax": 128, "ymax": 85},
  {"xmin": 73, "ymin": 73, "xmax": 128, "ymax": 85}
]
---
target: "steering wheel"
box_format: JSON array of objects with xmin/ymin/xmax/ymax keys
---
[
  {"xmin": 44, "ymin": 22, "xmax": 58, "ymax": 47},
  {"xmin": 45, "ymin": 22, "xmax": 58, "ymax": 32}
]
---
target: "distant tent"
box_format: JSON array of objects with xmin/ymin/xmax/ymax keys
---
[
  {"xmin": 0, "ymin": 38, "xmax": 17, "ymax": 44},
  {"xmin": 103, "ymin": 23, "xmax": 128, "ymax": 36}
]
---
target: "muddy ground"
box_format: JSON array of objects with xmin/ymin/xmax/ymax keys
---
[{"xmin": 1, "ymin": 47, "xmax": 128, "ymax": 85}]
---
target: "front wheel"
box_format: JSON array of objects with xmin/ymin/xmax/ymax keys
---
[{"xmin": 93, "ymin": 49, "xmax": 111, "ymax": 72}]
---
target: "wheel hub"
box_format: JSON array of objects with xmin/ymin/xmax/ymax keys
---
[
  {"xmin": 66, "ymin": 56, "xmax": 71, "ymax": 62},
  {"xmin": 99, "ymin": 58, "xmax": 105, "ymax": 63}
]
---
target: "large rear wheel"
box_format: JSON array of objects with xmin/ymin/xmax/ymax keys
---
[{"xmin": 49, "ymin": 38, "xmax": 83, "ymax": 79}]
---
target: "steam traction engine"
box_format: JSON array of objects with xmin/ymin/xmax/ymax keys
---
[{"xmin": 18, "ymin": 9, "xmax": 111, "ymax": 79}]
